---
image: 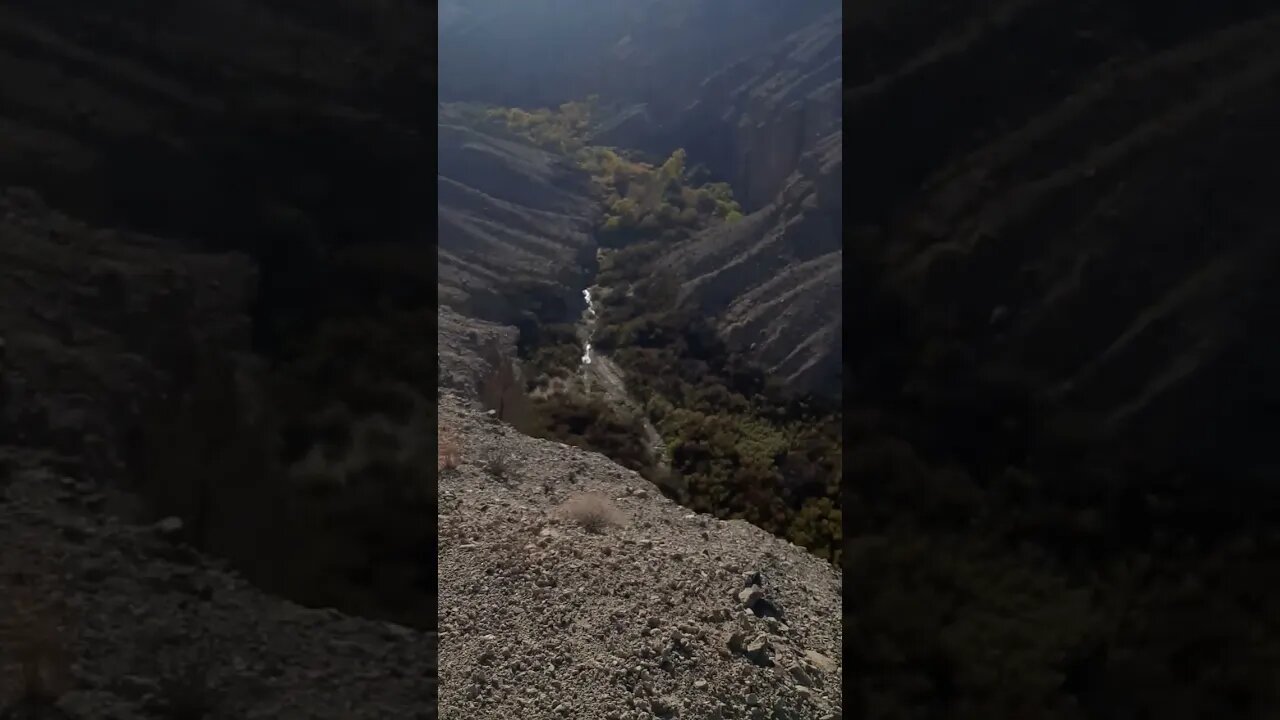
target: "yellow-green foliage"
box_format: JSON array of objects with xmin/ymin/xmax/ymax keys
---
[
  {"xmin": 488, "ymin": 96, "xmax": 599, "ymax": 154},
  {"xmin": 591, "ymin": 262, "xmax": 843, "ymax": 563},
  {"xmin": 590, "ymin": 146, "xmax": 743, "ymax": 243},
  {"xmin": 486, "ymin": 98, "xmax": 744, "ymax": 244}
]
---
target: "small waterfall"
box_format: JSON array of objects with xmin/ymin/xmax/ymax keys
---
[{"xmin": 580, "ymin": 287, "xmax": 596, "ymax": 367}]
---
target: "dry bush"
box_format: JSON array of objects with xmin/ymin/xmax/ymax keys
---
[
  {"xmin": 558, "ymin": 492, "xmax": 626, "ymax": 534},
  {"xmin": 483, "ymin": 450, "xmax": 509, "ymax": 480},
  {"xmin": 438, "ymin": 425, "xmax": 461, "ymax": 472}
]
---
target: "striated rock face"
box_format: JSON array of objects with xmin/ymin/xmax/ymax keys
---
[
  {"xmin": 844, "ymin": 0, "xmax": 1280, "ymax": 476},
  {"xmin": 437, "ymin": 107, "xmax": 599, "ymax": 328},
  {"xmin": 669, "ymin": 133, "xmax": 843, "ymax": 397},
  {"xmin": 654, "ymin": 10, "xmax": 842, "ymax": 211},
  {"xmin": 635, "ymin": 10, "xmax": 843, "ymax": 398}
]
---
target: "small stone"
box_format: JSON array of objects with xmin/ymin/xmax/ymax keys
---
[
  {"xmin": 803, "ymin": 649, "xmax": 838, "ymax": 674},
  {"xmin": 652, "ymin": 695, "xmax": 679, "ymax": 716},
  {"xmin": 745, "ymin": 636, "xmax": 773, "ymax": 667}
]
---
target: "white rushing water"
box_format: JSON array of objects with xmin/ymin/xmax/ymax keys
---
[{"xmin": 581, "ymin": 287, "xmax": 596, "ymax": 366}]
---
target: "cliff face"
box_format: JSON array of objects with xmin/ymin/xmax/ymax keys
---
[
  {"xmin": 641, "ymin": 10, "xmax": 842, "ymax": 211},
  {"xmin": 645, "ymin": 12, "xmax": 843, "ymax": 398},
  {"xmin": 594, "ymin": 8, "xmax": 844, "ymax": 398}
]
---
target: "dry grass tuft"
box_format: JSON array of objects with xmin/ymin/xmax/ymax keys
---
[
  {"xmin": 438, "ymin": 425, "xmax": 461, "ymax": 472},
  {"xmin": 558, "ymin": 493, "xmax": 626, "ymax": 534},
  {"xmin": 483, "ymin": 450, "xmax": 509, "ymax": 480}
]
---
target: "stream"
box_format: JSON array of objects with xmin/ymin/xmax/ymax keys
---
[
  {"xmin": 576, "ymin": 253, "xmax": 673, "ymax": 479},
  {"xmin": 580, "ymin": 287, "xmax": 596, "ymax": 366}
]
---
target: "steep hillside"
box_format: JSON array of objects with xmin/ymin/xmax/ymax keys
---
[
  {"xmin": 840, "ymin": 2, "xmax": 1280, "ymax": 718},
  {"xmin": 436, "ymin": 349, "xmax": 843, "ymax": 720},
  {"xmin": 624, "ymin": 9, "xmax": 842, "ymax": 212},
  {"xmin": 437, "ymin": 106, "xmax": 598, "ymax": 328},
  {"xmin": 669, "ymin": 132, "xmax": 842, "ymax": 397},
  {"xmin": 839, "ymin": 0, "xmax": 1280, "ymax": 477},
  {"xmin": 0, "ymin": 2, "xmax": 442, "ymax": 715},
  {"xmin": 873, "ymin": 9, "xmax": 1280, "ymax": 475}
]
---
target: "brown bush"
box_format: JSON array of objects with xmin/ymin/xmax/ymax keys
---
[
  {"xmin": 438, "ymin": 425, "xmax": 461, "ymax": 472},
  {"xmin": 558, "ymin": 492, "xmax": 626, "ymax": 534}
]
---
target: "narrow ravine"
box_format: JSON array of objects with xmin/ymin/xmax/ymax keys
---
[{"xmin": 576, "ymin": 249, "xmax": 671, "ymax": 477}]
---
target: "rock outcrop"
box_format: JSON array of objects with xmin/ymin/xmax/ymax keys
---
[{"xmin": 647, "ymin": 10, "xmax": 842, "ymax": 211}]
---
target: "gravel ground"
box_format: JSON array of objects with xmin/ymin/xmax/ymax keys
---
[
  {"xmin": 437, "ymin": 392, "xmax": 842, "ymax": 720},
  {"xmin": 0, "ymin": 448, "xmax": 437, "ymax": 719}
]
